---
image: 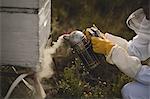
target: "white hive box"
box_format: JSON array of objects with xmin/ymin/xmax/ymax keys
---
[{"xmin": 1, "ymin": 0, "xmax": 51, "ymax": 68}]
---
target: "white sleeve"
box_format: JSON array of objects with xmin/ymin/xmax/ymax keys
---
[
  {"xmin": 106, "ymin": 45, "xmax": 142, "ymax": 78},
  {"xmin": 128, "ymin": 35, "xmax": 149, "ymax": 61},
  {"xmin": 105, "ymin": 33, "xmax": 128, "ymax": 50}
]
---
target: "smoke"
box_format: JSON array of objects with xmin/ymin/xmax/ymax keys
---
[{"xmin": 38, "ymin": 35, "xmax": 64, "ymax": 80}]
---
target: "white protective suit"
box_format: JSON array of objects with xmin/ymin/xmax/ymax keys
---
[{"xmin": 105, "ymin": 8, "xmax": 150, "ymax": 99}]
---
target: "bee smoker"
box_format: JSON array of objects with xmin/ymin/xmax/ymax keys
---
[{"xmin": 63, "ymin": 27, "xmax": 104, "ymax": 69}]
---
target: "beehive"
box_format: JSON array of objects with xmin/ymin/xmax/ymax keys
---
[{"xmin": 1, "ymin": 0, "xmax": 51, "ymax": 68}]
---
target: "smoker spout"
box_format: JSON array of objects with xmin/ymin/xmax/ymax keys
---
[{"xmin": 63, "ymin": 34, "xmax": 70, "ymax": 41}]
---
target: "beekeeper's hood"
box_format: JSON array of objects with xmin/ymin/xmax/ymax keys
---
[{"xmin": 127, "ymin": 8, "xmax": 150, "ymax": 40}]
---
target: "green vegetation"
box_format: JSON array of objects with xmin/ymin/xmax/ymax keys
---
[{"xmin": 46, "ymin": 57, "xmax": 132, "ymax": 98}]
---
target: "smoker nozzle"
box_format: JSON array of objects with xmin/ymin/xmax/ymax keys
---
[{"xmin": 63, "ymin": 34, "xmax": 70, "ymax": 41}]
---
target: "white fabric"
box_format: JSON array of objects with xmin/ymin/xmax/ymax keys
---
[
  {"xmin": 105, "ymin": 33, "xmax": 128, "ymax": 50},
  {"xmin": 128, "ymin": 35, "xmax": 150, "ymax": 61},
  {"xmin": 106, "ymin": 35, "xmax": 150, "ymax": 78},
  {"xmin": 105, "ymin": 33, "xmax": 150, "ymax": 61},
  {"xmin": 121, "ymin": 81, "xmax": 150, "ymax": 99},
  {"xmin": 106, "ymin": 45, "xmax": 142, "ymax": 78},
  {"xmin": 126, "ymin": 8, "xmax": 150, "ymax": 40}
]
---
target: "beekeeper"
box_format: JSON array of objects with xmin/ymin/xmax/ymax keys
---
[{"xmin": 90, "ymin": 4, "xmax": 150, "ymax": 99}]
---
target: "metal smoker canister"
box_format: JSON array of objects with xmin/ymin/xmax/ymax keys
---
[{"xmin": 63, "ymin": 30, "xmax": 103, "ymax": 69}]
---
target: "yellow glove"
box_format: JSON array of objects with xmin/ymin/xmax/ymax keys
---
[
  {"xmin": 84, "ymin": 28, "xmax": 92, "ymax": 40},
  {"xmin": 91, "ymin": 37, "xmax": 114, "ymax": 55},
  {"xmin": 83, "ymin": 26, "xmax": 105, "ymax": 39}
]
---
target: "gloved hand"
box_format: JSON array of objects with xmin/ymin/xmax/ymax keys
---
[
  {"xmin": 91, "ymin": 37, "xmax": 114, "ymax": 55},
  {"xmin": 105, "ymin": 33, "xmax": 128, "ymax": 50},
  {"xmin": 83, "ymin": 24, "xmax": 104, "ymax": 39}
]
